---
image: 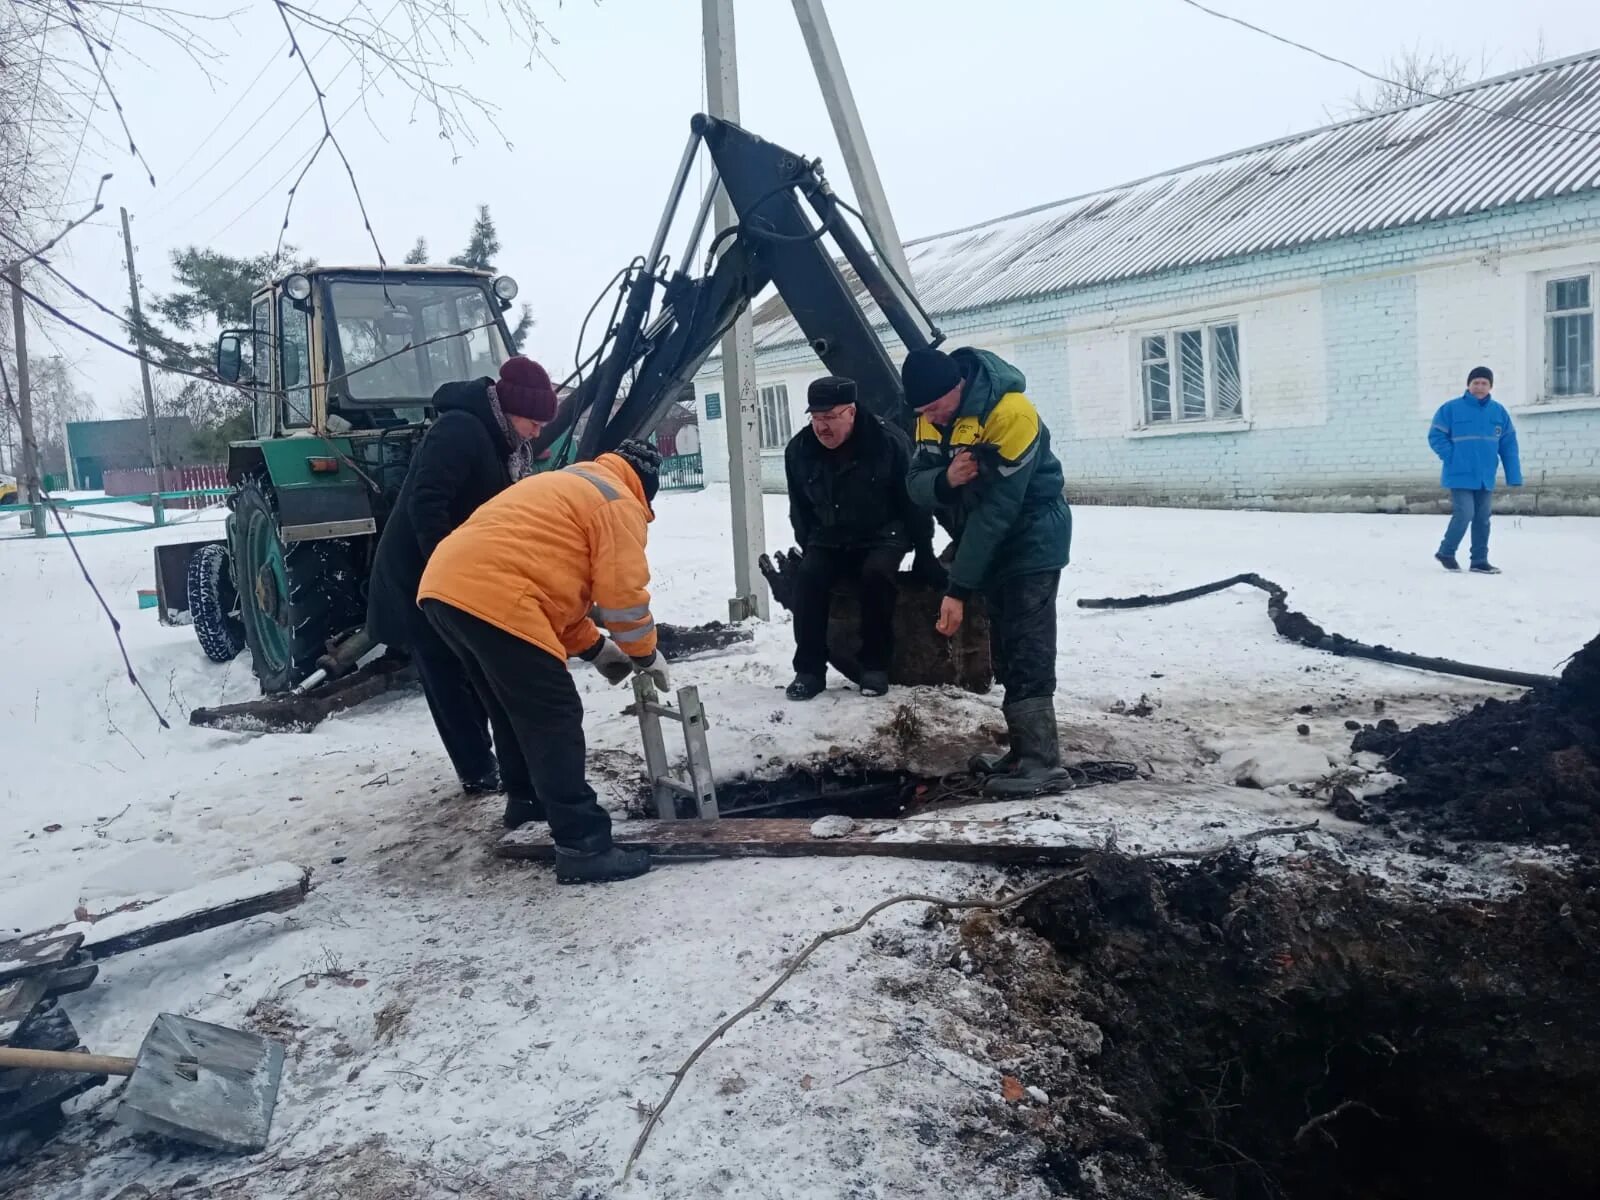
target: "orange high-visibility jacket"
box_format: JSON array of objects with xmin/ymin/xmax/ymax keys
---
[{"xmin": 416, "ymin": 453, "xmax": 657, "ymax": 663}]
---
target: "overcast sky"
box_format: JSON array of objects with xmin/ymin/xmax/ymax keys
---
[{"xmin": 32, "ymin": 0, "xmax": 1600, "ymax": 414}]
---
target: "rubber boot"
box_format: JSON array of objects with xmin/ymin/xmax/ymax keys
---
[
  {"xmin": 983, "ymin": 698, "xmax": 1074, "ymax": 797},
  {"xmin": 462, "ymin": 766, "xmax": 503, "ymax": 796},
  {"xmin": 554, "ymin": 844, "xmax": 651, "ymax": 884},
  {"xmin": 968, "ymin": 746, "xmax": 1016, "ymax": 778}
]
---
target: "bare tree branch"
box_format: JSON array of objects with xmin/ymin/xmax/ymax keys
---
[{"xmin": 1, "ymin": 172, "xmax": 109, "ymax": 273}]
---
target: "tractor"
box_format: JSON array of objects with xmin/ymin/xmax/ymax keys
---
[{"xmin": 154, "ymin": 265, "xmax": 523, "ymax": 693}]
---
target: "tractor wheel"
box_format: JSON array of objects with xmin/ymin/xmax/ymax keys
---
[
  {"xmin": 187, "ymin": 542, "xmax": 245, "ymax": 663},
  {"xmin": 232, "ymin": 476, "xmax": 362, "ymax": 694}
]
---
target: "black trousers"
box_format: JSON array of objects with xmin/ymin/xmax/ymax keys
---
[
  {"xmin": 986, "ymin": 570, "xmax": 1060, "ymax": 706},
  {"xmin": 423, "ymin": 601, "xmax": 613, "ymax": 853},
  {"xmin": 792, "ymin": 544, "xmax": 903, "ymax": 676},
  {"xmin": 401, "ymin": 599, "xmax": 496, "ymax": 784}
]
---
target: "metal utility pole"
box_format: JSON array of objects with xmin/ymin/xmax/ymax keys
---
[
  {"xmin": 121, "ymin": 207, "xmax": 162, "ymax": 480},
  {"xmin": 703, "ymin": 0, "xmax": 770, "ymax": 621},
  {"xmin": 6, "ymin": 261, "xmax": 44, "ymax": 536},
  {"xmin": 791, "ymin": 0, "xmax": 919, "ymax": 322}
]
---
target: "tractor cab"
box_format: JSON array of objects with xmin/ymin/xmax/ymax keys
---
[{"xmin": 156, "ymin": 266, "xmax": 520, "ymax": 694}]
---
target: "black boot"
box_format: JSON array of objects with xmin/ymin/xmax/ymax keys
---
[
  {"xmin": 859, "ymin": 670, "xmax": 889, "ymax": 698},
  {"xmin": 554, "ymin": 844, "xmax": 651, "ymax": 883},
  {"xmin": 786, "ymin": 673, "xmax": 825, "ymax": 701},
  {"xmin": 968, "ymin": 746, "xmax": 1016, "ymax": 777},
  {"xmin": 461, "ymin": 766, "xmax": 503, "ymax": 796},
  {"xmin": 983, "ymin": 698, "xmax": 1073, "ymax": 797},
  {"xmin": 503, "ymin": 792, "xmax": 547, "ymax": 829}
]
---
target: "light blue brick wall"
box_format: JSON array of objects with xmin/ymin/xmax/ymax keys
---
[{"xmin": 709, "ymin": 190, "xmax": 1600, "ymax": 512}]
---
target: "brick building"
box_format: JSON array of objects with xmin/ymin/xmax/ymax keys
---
[{"xmin": 693, "ymin": 53, "xmax": 1600, "ymax": 514}]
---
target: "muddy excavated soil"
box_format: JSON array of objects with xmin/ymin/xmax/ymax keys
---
[
  {"xmin": 957, "ymin": 850, "xmax": 1600, "ymax": 1199},
  {"xmin": 1351, "ymin": 633, "xmax": 1600, "ymax": 849}
]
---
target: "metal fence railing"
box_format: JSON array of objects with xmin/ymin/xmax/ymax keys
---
[
  {"xmin": 658, "ymin": 452, "xmax": 704, "ymax": 492},
  {"xmin": 0, "ymin": 488, "xmax": 232, "ymax": 541}
]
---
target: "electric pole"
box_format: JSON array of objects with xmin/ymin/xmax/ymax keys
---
[
  {"xmin": 6, "ymin": 261, "xmax": 44, "ymax": 535},
  {"xmin": 121, "ymin": 207, "xmax": 162, "ymax": 479},
  {"xmin": 791, "ymin": 0, "xmax": 919, "ymax": 316},
  {"xmin": 703, "ymin": 0, "xmax": 770, "ymax": 621}
]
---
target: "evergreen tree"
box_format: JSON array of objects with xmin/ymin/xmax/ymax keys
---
[
  {"xmin": 404, "ymin": 237, "xmax": 429, "ymax": 265},
  {"xmin": 449, "ymin": 205, "xmax": 501, "ymax": 271}
]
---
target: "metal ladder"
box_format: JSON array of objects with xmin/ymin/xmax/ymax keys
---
[{"xmin": 633, "ymin": 675, "xmax": 718, "ymax": 820}]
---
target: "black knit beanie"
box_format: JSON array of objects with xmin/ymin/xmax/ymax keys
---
[
  {"xmin": 900, "ymin": 348, "xmax": 963, "ymax": 410},
  {"xmin": 614, "ymin": 438, "xmax": 662, "ymax": 503},
  {"xmin": 1467, "ymin": 365, "xmax": 1494, "ymax": 386}
]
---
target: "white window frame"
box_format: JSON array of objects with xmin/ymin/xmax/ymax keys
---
[
  {"xmin": 758, "ymin": 383, "xmax": 792, "ymax": 450},
  {"xmin": 1542, "ymin": 269, "xmax": 1597, "ymax": 402},
  {"xmin": 1135, "ymin": 319, "xmax": 1245, "ymax": 430}
]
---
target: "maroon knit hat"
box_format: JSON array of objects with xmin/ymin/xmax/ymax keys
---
[{"xmin": 496, "ymin": 356, "xmax": 559, "ymax": 422}]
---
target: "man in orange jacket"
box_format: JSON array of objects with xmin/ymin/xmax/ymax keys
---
[{"xmin": 418, "ymin": 439, "xmax": 667, "ymax": 884}]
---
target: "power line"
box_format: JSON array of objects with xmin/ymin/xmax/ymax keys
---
[
  {"xmin": 145, "ymin": 0, "xmax": 375, "ymax": 230},
  {"xmin": 161, "ymin": 43, "xmax": 288, "ymax": 188},
  {"xmin": 1175, "ymin": 0, "xmax": 1600, "ymax": 137}
]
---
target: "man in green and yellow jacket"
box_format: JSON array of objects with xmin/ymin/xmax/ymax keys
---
[{"xmin": 902, "ymin": 346, "xmax": 1073, "ymax": 796}]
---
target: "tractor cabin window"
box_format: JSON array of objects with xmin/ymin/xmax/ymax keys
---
[
  {"xmin": 279, "ymin": 294, "xmax": 314, "ymax": 429},
  {"xmin": 251, "ymin": 297, "xmax": 274, "ymax": 437},
  {"xmin": 758, "ymin": 383, "xmax": 792, "ymax": 449},
  {"xmin": 1546, "ymin": 274, "xmax": 1596, "ymax": 398},
  {"xmin": 1140, "ymin": 321, "xmax": 1242, "ymax": 426}
]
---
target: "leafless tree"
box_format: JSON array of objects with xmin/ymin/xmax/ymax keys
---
[
  {"xmin": 1333, "ymin": 44, "xmax": 1489, "ymax": 118},
  {"xmin": 1331, "ymin": 37, "xmax": 1563, "ymax": 120}
]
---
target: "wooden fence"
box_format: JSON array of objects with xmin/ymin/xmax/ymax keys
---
[{"xmin": 104, "ymin": 465, "xmax": 229, "ymax": 509}]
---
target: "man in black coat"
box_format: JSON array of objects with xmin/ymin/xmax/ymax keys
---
[
  {"xmin": 783, "ymin": 375, "xmax": 940, "ymax": 701},
  {"xmin": 365, "ymin": 357, "xmax": 558, "ymax": 791}
]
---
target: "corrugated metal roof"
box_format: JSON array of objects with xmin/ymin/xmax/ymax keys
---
[{"xmin": 749, "ymin": 50, "xmax": 1600, "ymax": 350}]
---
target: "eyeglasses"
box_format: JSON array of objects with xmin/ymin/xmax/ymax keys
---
[{"xmin": 809, "ymin": 405, "xmax": 855, "ymax": 423}]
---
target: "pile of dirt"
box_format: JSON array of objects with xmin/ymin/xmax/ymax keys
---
[
  {"xmin": 1351, "ymin": 633, "xmax": 1600, "ymax": 848},
  {"xmin": 958, "ymin": 851, "xmax": 1600, "ymax": 1198}
]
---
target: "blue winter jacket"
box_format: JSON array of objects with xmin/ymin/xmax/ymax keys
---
[{"xmin": 1428, "ymin": 392, "xmax": 1522, "ymax": 491}]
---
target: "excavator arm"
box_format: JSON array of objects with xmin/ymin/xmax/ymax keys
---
[{"xmin": 533, "ymin": 113, "xmax": 939, "ymax": 465}]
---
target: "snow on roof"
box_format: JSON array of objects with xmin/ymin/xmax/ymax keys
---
[{"xmin": 749, "ymin": 50, "xmax": 1600, "ymax": 350}]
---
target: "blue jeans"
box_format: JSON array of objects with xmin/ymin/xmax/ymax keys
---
[{"xmin": 1439, "ymin": 487, "xmax": 1493, "ymax": 564}]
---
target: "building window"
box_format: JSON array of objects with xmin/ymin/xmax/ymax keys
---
[
  {"xmin": 1546, "ymin": 274, "xmax": 1596, "ymax": 398},
  {"xmin": 758, "ymin": 383, "xmax": 792, "ymax": 449},
  {"xmin": 1140, "ymin": 321, "xmax": 1242, "ymax": 425},
  {"xmin": 703, "ymin": 391, "xmax": 722, "ymax": 421}
]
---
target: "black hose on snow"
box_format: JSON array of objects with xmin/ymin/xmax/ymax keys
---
[{"xmin": 1078, "ymin": 573, "xmax": 1556, "ymax": 690}]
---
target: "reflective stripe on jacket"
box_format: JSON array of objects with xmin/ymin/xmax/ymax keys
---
[
  {"xmin": 1428, "ymin": 392, "xmax": 1522, "ymax": 491},
  {"xmin": 417, "ymin": 453, "xmax": 657, "ymax": 663}
]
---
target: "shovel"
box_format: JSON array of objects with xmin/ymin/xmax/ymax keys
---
[{"xmin": 0, "ymin": 1013, "xmax": 285, "ymax": 1152}]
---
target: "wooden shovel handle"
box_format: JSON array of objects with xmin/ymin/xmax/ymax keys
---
[{"xmin": 0, "ymin": 1046, "xmax": 136, "ymax": 1076}]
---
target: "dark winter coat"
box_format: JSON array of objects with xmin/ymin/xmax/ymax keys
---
[
  {"xmin": 906, "ymin": 348, "xmax": 1071, "ymax": 599},
  {"xmin": 1428, "ymin": 392, "xmax": 1522, "ymax": 491},
  {"xmin": 785, "ymin": 409, "xmax": 932, "ymax": 552},
  {"xmin": 365, "ymin": 378, "xmax": 512, "ymax": 648}
]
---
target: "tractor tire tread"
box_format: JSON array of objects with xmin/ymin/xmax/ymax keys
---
[{"xmin": 187, "ymin": 542, "xmax": 245, "ymax": 664}]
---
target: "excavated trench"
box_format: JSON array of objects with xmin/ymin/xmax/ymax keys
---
[{"xmin": 963, "ymin": 851, "xmax": 1600, "ymax": 1200}]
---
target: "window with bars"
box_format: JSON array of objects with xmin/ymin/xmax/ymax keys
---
[
  {"xmin": 1545, "ymin": 273, "xmax": 1596, "ymax": 398},
  {"xmin": 758, "ymin": 383, "xmax": 792, "ymax": 449},
  {"xmin": 1139, "ymin": 321, "xmax": 1243, "ymax": 425}
]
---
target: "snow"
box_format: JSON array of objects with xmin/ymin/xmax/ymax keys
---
[
  {"xmin": 73, "ymin": 862, "xmax": 308, "ymax": 950},
  {"xmin": 1, "ymin": 489, "xmax": 1597, "ymax": 1196}
]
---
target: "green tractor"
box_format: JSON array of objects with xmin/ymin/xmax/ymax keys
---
[{"xmin": 155, "ymin": 265, "xmax": 523, "ymax": 693}]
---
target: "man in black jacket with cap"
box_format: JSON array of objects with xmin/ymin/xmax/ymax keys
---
[{"xmin": 783, "ymin": 375, "xmax": 939, "ymax": 701}]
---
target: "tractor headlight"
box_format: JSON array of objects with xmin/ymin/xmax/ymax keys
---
[
  {"xmin": 283, "ymin": 273, "xmax": 312, "ymax": 302},
  {"xmin": 492, "ymin": 275, "xmax": 519, "ymax": 302}
]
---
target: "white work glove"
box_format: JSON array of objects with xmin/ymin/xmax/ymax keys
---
[
  {"xmin": 631, "ymin": 651, "xmax": 671, "ymax": 692},
  {"xmin": 582, "ymin": 637, "xmax": 633, "ymax": 685}
]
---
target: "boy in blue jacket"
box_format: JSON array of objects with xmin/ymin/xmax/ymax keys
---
[{"xmin": 1428, "ymin": 366, "xmax": 1521, "ymax": 574}]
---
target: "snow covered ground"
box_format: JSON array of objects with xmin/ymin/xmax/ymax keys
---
[{"xmin": 1, "ymin": 488, "xmax": 1596, "ymax": 1197}]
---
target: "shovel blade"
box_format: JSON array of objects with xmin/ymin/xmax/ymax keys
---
[{"xmin": 116, "ymin": 1014, "xmax": 285, "ymax": 1153}]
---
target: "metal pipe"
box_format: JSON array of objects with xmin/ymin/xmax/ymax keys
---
[
  {"xmin": 647, "ymin": 130, "xmax": 704, "ymax": 276},
  {"xmin": 680, "ymin": 170, "xmax": 721, "ymax": 272}
]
